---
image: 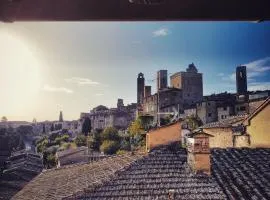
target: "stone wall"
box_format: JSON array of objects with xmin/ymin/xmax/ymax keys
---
[
  {"xmin": 203, "ymin": 127, "xmax": 233, "ymax": 148},
  {"xmin": 146, "ymin": 122, "xmax": 181, "ymax": 151}
]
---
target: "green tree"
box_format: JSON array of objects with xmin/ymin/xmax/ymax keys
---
[
  {"xmin": 100, "ymin": 140, "xmax": 120, "ymax": 155},
  {"xmin": 82, "ymin": 117, "xmax": 91, "ymax": 136},
  {"xmin": 50, "ymin": 124, "xmax": 54, "ymax": 132},
  {"xmin": 185, "ymin": 115, "xmax": 203, "ymax": 131},
  {"xmin": 101, "ymin": 127, "xmax": 120, "ymax": 141},
  {"xmin": 1, "ymin": 116, "xmax": 7, "ymax": 122},
  {"xmin": 74, "ymin": 134, "xmax": 87, "ymax": 146},
  {"xmin": 88, "ymin": 131, "xmax": 101, "ymax": 151},
  {"xmin": 128, "ymin": 118, "xmax": 144, "ymax": 137},
  {"xmin": 37, "ymin": 137, "xmax": 49, "ymax": 153}
]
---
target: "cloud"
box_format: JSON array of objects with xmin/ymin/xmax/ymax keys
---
[
  {"xmin": 65, "ymin": 77, "xmax": 99, "ymax": 86},
  {"xmin": 95, "ymin": 93, "xmax": 104, "ymax": 96},
  {"xmin": 221, "ymin": 57, "xmax": 270, "ymax": 83},
  {"xmin": 248, "ymin": 82, "xmax": 270, "ymax": 91},
  {"xmin": 245, "ymin": 57, "xmax": 270, "ymax": 72},
  {"xmin": 43, "ymin": 85, "xmax": 73, "ymax": 94},
  {"xmin": 153, "ymin": 28, "xmax": 169, "ymax": 37}
]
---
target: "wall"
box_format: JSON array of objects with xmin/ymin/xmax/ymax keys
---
[
  {"xmin": 146, "ymin": 122, "xmax": 181, "ymax": 151},
  {"xmin": 246, "ymin": 104, "xmax": 270, "ymax": 147},
  {"xmin": 217, "ymin": 106, "xmax": 234, "ymax": 121},
  {"xmin": 233, "ymin": 135, "xmax": 250, "ymax": 148},
  {"xmin": 197, "ymin": 101, "xmax": 217, "ymax": 124},
  {"xmin": 187, "ymin": 153, "xmax": 210, "ymax": 175},
  {"xmin": 203, "ymin": 127, "xmax": 233, "ymax": 148}
]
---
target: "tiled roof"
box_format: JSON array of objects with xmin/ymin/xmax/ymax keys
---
[
  {"xmin": 201, "ymin": 115, "xmax": 247, "ymax": 129},
  {"xmin": 11, "ymin": 153, "xmax": 145, "ymax": 200},
  {"xmin": 75, "ymin": 146, "xmax": 226, "ymax": 200},
  {"xmin": 10, "ymin": 145, "xmax": 270, "ymax": 200}
]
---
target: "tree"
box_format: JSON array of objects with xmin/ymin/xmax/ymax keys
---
[
  {"xmin": 88, "ymin": 131, "xmax": 101, "ymax": 151},
  {"xmin": 128, "ymin": 118, "xmax": 144, "ymax": 137},
  {"xmin": 42, "ymin": 124, "xmax": 46, "ymax": 133},
  {"xmin": 101, "ymin": 127, "xmax": 120, "ymax": 141},
  {"xmin": 1, "ymin": 116, "xmax": 7, "ymax": 122},
  {"xmin": 100, "ymin": 140, "xmax": 120, "ymax": 155},
  {"xmin": 185, "ymin": 115, "xmax": 203, "ymax": 131},
  {"xmin": 50, "ymin": 124, "xmax": 54, "ymax": 132},
  {"xmin": 82, "ymin": 117, "xmax": 91, "ymax": 136},
  {"xmin": 74, "ymin": 134, "xmax": 87, "ymax": 146},
  {"xmin": 32, "ymin": 118, "xmax": 37, "ymax": 124}
]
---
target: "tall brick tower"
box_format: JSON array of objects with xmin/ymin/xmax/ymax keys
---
[{"xmin": 137, "ymin": 73, "xmax": 145, "ymax": 105}]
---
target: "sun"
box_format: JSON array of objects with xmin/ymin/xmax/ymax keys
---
[{"xmin": 0, "ymin": 31, "xmax": 41, "ymax": 118}]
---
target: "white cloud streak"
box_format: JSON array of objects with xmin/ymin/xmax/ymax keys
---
[
  {"xmin": 153, "ymin": 28, "xmax": 169, "ymax": 37},
  {"xmin": 220, "ymin": 57, "xmax": 270, "ymax": 83},
  {"xmin": 65, "ymin": 77, "xmax": 99, "ymax": 86},
  {"xmin": 43, "ymin": 85, "xmax": 73, "ymax": 94},
  {"xmin": 248, "ymin": 82, "xmax": 270, "ymax": 91},
  {"xmin": 245, "ymin": 57, "xmax": 270, "ymax": 72}
]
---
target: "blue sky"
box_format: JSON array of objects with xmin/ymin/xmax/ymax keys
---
[{"xmin": 0, "ymin": 22, "xmax": 270, "ymax": 121}]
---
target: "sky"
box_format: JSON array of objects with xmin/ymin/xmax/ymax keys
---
[{"xmin": 0, "ymin": 21, "xmax": 270, "ymax": 121}]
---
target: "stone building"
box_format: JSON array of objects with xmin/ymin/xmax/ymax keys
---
[
  {"xmin": 142, "ymin": 87, "xmax": 183, "ymax": 122},
  {"xmin": 89, "ymin": 100, "xmax": 137, "ymax": 131},
  {"xmin": 144, "ymin": 85, "xmax": 151, "ymax": 97},
  {"xmin": 157, "ymin": 70, "xmax": 168, "ymax": 91},
  {"xmin": 197, "ymin": 100, "xmax": 218, "ymax": 124},
  {"xmin": 170, "ymin": 63, "xmax": 203, "ymax": 108},
  {"xmin": 217, "ymin": 105, "xmax": 234, "ymax": 121},
  {"xmin": 201, "ymin": 115, "xmax": 247, "ymax": 148},
  {"xmin": 243, "ymin": 97, "xmax": 270, "ymax": 147}
]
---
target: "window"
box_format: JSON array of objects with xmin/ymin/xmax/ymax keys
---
[
  {"xmin": 240, "ymin": 106, "xmax": 246, "ymax": 111},
  {"xmin": 208, "ymin": 113, "xmax": 212, "ymax": 117},
  {"xmin": 208, "ymin": 102, "xmax": 211, "ymax": 106},
  {"xmin": 223, "ymin": 107, "xmax": 227, "ymax": 111}
]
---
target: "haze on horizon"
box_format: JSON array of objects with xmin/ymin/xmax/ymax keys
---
[{"xmin": 0, "ymin": 22, "xmax": 270, "ymax": 122}]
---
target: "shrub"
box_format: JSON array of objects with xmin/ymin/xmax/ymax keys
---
[
  {"xmin": 74, "ymin": 134, "xmax": 87, "ymax": 146},
  {"xmin": 101, "ymin": 127, "xmax": 120, "ymax": 141},
  {"xmin": 116, "ymin": 150, "xmax": 128, "ymax": 155},
  {"xmin": 100, "ymin": 140, "xmax": 120, "ymax": 155}
]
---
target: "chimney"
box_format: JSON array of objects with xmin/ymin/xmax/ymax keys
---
[{"xmin": 186, "ymin": 129, "xmax": 212, "ymax": 175}]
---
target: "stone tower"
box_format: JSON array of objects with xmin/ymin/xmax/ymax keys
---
[
  {"xmin": 59, "ymin": 111, "xmax": 63, "ymax": 122},
  {"xmin": 137, "ymin": 73, "xmax": 145, "ymax": 105},
  {"xmin": 236, "ymin": 66, "xmax": 247, "ymax": 95},
  {"xmin": 157, "ymin": 70, "xmax": 168, "ymax": 91},
  {"xmin": 187, "ymin": 129, "xmax": 212, "ymax": 175}
]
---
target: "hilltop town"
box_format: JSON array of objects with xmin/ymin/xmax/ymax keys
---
[{"xmin": 0, "ymin": 63, "xmax": 269, "ymax": 200}]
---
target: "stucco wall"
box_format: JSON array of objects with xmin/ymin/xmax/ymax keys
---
[
  {"xmin": 246, "ymin": 104, "xmax": 270, "ymax": 147},
  {"xmin": 146, "ymin": 122, "xmax": 181, "ymax": 151},
  {"xmin": 203, "ymin": 127, "xmax": 233, "ymax": 148},
  {"xmin": 233, "ymin": 135, "xmax": 250, "ymax": 148}
]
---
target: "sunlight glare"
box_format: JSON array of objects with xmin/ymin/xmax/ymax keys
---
[{"xmin": 0, "ymin": 31, "xmax": 41, "ymax": 117}]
